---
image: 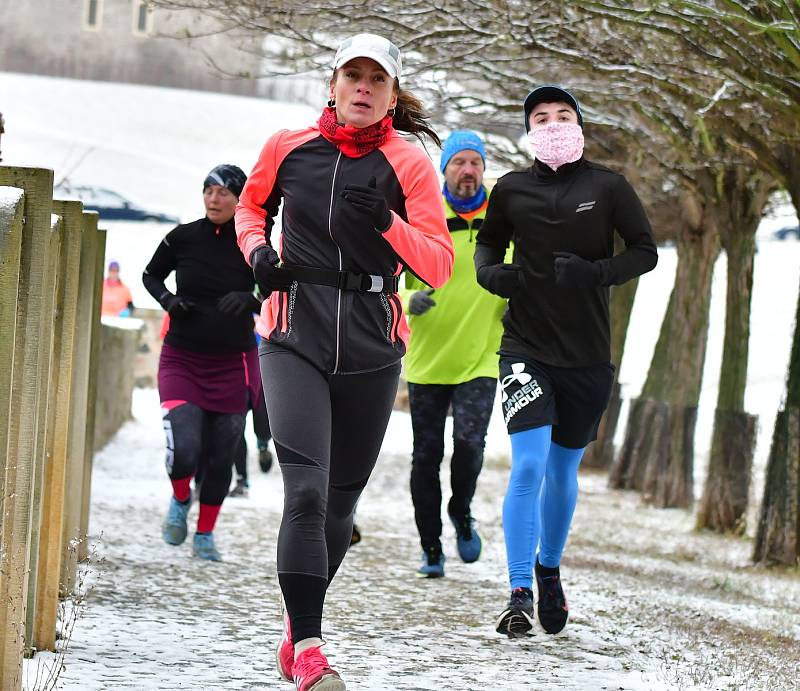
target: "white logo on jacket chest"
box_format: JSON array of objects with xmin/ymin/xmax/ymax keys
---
[{"xmin": 576, "ymin": 201, "xmax": 596, "ymax": 213}]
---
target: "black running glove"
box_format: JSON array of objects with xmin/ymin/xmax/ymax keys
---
[
  {"xmin": 408, "ymin": 289, "xmax": 436, "ymax": 316},
  {"xmin": 159, "ymin": 292, "xmax": 195, "ymax": 317},
  {"xmin": 217, "ymin": 291, "xmax": 261, "ymax": 317},
  {"xmin": 341, "ymin": 176, "xmax": 393, "ymax": 233},
  {"xmin": 553, "ymin": 251, "xmax": 602, "ymax": 288},
  {"xmin": 250, "ymin": 245, "xmax": 293, "ymax": 294},
  {"xmin": 476, "ymin": 263, "xmax": 523, "ymax": 299}
]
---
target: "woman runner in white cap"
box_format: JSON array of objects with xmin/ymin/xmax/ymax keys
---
[{"xmin": 236, "ymin": 33, "xmax": 453, "ymax": 690}]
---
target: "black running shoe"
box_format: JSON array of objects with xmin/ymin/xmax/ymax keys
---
[
  {"xmin": 495, "ymin": 587, "xmax": 535, "ymax": 637},
  {"xmin": 535, "ymin": 560, "xmax": 569, "ymax": 634}
]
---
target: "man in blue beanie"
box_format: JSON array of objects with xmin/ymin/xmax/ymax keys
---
[{"xmin": 401, "ymin": 130, "xmax": 509, "ymax": 578}]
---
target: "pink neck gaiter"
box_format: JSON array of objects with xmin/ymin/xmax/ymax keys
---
[{"xmin": 528, "ymin": 122, "xmax": 584, "ymax": 171}]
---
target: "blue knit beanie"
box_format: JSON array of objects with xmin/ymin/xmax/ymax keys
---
[{"xmin": 440, "ymin": 130, "xmax": 486, "ymax": 173}]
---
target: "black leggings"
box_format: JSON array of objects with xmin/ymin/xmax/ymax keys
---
[
  {"xmin": 233, "ymin": 393, "xmax": 272, "ymax": 481},
  {"xmin": 260, "ymin": 345, "xmax": 400, "ymax": 642},
  {"xmin": 163, "ymin": 402, "xmax": 245, "ymax": 506}
]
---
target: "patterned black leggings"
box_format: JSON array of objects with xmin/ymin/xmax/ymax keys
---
[
  {"xmin": 162, "ymin": 402, "xmax": 245, "ymax": 506},
  {"xmin": 408, "ymin": 377, "xmax": 497, "ymax": 553}
]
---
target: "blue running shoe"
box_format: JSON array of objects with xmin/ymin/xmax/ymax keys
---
[
  {"xmin": 449, "ymin": 512, "xmax": 482, "ymax": 563},
  {"xmin": 416, "ymin": 548, "xmax": 445, "ymax": 578},
  {"xmin": 162, "ymin": 495, "xmax": 191, "ymax": 545},
  {"xmin": 193, "ymin": 532, "xmax": 221, "ymax": 561}
]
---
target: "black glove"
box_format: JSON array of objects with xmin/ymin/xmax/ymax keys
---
[
  {"xmin": 341, "ymin": 176, "xmax": 393, "ymax": 232},
  {"xmin": 217, "ymin": 291, "xmax": 261, "ymax": 317},
  {"xmin": 160, "ymin": 292, "xmax": 195, "ymax": 317},
  {"xmin": 553, "ymin": 251, "xmax": 601, "ymax": 288},
  {"xmin": 476, "ymin": 263, "xmax": 523, "ymax": 299},
  {"xmin": 250, "ymin": 245, "xmax": 293, "ymax": 294},
  {"xmin": 408, "ymin": 289, "xmax": 436, "ymax": 316}
]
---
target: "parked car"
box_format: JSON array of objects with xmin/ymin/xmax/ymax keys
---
[
  {"xmin": 773, "ymin": 224, "xmax": 800, "ymax": 241},
  {"xmin": 54, "ymin": 183, "xmax": 180, "ymax": 224}
]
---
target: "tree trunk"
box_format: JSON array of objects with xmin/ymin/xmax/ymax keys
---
[
  {"xmin": 753, "ymin": 407, "xmax": 800, "ymax": 565},
  {"xmin": 697, "ymin": 171, "xmax": 773, "ymax": 532},
  {"xmin": 699, "ymin": 409, "xmax": 758, "ymax": 533},
  {"xmin": 610, "ymin": 190, "xmax": 720, "ymax": 507},
  {"xmin": 583, "ymin": 275, "xmax": 639, "ymax": 470},
  {"xmin": 753, "ymin": 272, "xmax": 800, "ymax": 565}
]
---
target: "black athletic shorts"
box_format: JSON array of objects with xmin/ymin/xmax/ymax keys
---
[{"xmin": 499, "ymin": 354, "xmax": 615, "ymax": 449}]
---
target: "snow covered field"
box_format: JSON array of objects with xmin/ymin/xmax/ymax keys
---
[{"xmin": 3, "ymin": 71, "xmax": 799, "ymax": 690}]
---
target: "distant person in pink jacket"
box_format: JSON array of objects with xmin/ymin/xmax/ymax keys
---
[
  {"xmin": 101, "ymin": 260, "xmax": 134, "ymax": 317},
  {"xmin": 235, "ymin": 33, "xmax": 453, "ymax": 691}
]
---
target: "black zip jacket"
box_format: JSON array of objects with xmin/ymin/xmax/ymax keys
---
[
  {"xmin": 475, "ymin": 158, "xmax": 658, "ymax": 367},
  {"xmin": 143, "ymin": 217, "xmax": 258, "ymax": 354}
]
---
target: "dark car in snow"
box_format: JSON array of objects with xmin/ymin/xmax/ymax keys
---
[
  {"xmin": 773, "ymin": 224, "xmax": 800, "ymax": 241},
  {"xmin": 54, "ymin": 184, "xmax": 180, "ymax": 224}
]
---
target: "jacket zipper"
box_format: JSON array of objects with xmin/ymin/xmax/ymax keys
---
[
  {"xmin": 286, "ymin": 283, "xmax": 297, "ymax": 335},
  {"xmin": 329, "ymin": 152, "xmax": 344, "ymax": 372},
  {"xmin": 380, "ymin": 294, "xmax": 393, "ymax": 341}
]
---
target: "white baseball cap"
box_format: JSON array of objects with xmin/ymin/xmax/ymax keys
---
[{"xmin": 333, "ymin": 33, "xmax": 402, "ymax": 80}]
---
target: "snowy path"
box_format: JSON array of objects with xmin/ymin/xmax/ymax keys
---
[{"xmin": 24, "ymin": 390, "xmax": 800, "ymax": 691}]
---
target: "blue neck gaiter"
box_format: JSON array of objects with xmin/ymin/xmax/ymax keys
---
[{"xmin": 443, "ymin": 183, "xmax": 487, "ymax": 214}]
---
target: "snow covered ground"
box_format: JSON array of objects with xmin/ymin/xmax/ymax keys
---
[
  {"xmin": 3, "ymin": 71, "xmax": 799, "ymax": 689},
  {"xmin": 22, "ymin": 391, "xmax": 800, "ymax": 691}
]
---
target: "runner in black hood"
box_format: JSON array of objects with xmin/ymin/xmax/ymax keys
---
[{"xmin": 474, "ymin": 84, "xmax": 657, "ymax": 638}]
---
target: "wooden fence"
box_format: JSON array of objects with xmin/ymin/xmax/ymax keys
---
[{"xmin": 0, "ymin": 166, "xmax": 106, "ymax": 691}]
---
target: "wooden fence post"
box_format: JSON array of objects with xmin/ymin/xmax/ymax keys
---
[
  {"xmin": 0, "ymin": 166, "xmax": 55, "ymax": 691},
  {"xmin": 79, "ymin": 228, "xmax": 106, "ymax": 562},
  {"xmin": 23, "ymin": 212, "xmax": 64, "ymax": 655},
  {"xmin": 0, "ymin": 186, "xmax": 24, "ymax": 537},
  {"xmin": 29, "ymin": 200, "xmax": 85, "ymax": 652},
  {"xmin": 60, "ymin": 212, "xmax": 99, "ymax": 595}
]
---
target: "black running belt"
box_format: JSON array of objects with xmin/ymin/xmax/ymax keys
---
[{"xmin": 283, "ymin": 264, "xmax": 399, "ymax": 293}]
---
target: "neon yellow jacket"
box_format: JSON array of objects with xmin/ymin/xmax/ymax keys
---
[{"xmin": 401, "ymin": 195, "xmax": 509, "ymax": 384}]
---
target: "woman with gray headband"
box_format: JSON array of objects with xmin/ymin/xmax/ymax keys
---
[{"xmin": 143, "ymin": 163, "xmax": 262, "ymax": 562}]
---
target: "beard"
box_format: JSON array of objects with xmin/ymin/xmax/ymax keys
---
[{"xmin": 454, "ymin": 176, "xmax": 479, "ymax": 198}]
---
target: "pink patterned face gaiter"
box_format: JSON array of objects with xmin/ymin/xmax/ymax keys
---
[{"xmin": 527, "ymin": 122, "xmax": 584, "ymax": 171}]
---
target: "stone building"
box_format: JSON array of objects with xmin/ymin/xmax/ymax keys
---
[{"xmin": 0, "ymin": 0, "xmax": 316, "ymax": 99}]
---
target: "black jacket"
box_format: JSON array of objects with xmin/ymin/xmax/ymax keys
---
[
  {"xmin": 475, "ymin": 158, "xmax": 658, "ymax": 367},
  {"xmin": 143, "ymin": 217, "xmax": 258, "ymax": 353}
]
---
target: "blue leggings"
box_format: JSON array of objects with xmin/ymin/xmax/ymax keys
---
[{"xmin": 503, "ymin": 426, "xmax": 585, "ymax": 590}]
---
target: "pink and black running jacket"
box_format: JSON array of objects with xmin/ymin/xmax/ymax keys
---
[{"xmin": 236, "ymin": 125, "xmax": 454, "ymax": 374}]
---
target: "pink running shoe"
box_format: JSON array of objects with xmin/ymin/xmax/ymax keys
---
[
  {"xmin": 292, "ymin": 646, "xmax": 345, "ymax": 691},
  {"xmin": 276, "ymin": 609, "xmax": 294, "ymax": 682}
]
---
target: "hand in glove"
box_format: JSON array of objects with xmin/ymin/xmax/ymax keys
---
[
  {"xmin": 408, "ymin": 289, "xmax": 436, "ymax": 316},
  {"xmin": 476, "ymin": 263, "xmax": 523, "ymax": 299},
  {"xmin": 250, "ymin": 245, "xmax": 293, "ymax": 294},
  {"xmin": 341, "ymin": 176, "xmax": 393, "ymax": 232},
  {"xmin": 160, "ymin": 293, "xmax": 195, "ymax": 317},
  {"xmin": 552, "ymin": 251, "xmax": 601, "ymax": 288},
  {"xmin": 217, "ymin": 291, "xmax": 261, "ymax": 317}
]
